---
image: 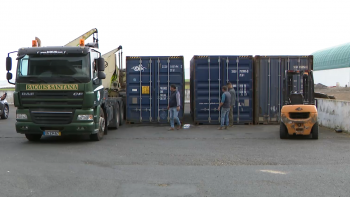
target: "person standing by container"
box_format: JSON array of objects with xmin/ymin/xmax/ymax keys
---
[
  {"xmin": 218, "ymin": 86, "xmax": 231, "ymax": 130},
  {"xmin": 227, "ymin": 82, "xmax": 236, "ymax": 127},
  {"xmin": 167, "ymin": 84, "xmax": 181, "ymax": 130}
]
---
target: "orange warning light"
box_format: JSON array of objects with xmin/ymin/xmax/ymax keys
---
[
  {"xmin": 32, "ymin": 40, "xmax": 38, "ymax": 47},
  {"xmin": 79, "ymin": 39, "xmax": 85, "ymax": 46}
]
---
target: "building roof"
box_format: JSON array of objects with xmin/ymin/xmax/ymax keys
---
[{"xmin": 312, "ymin": 42, "xmax": 350, "ymax": 71}]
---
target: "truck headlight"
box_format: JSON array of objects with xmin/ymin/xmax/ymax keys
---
[
  {"xmin": 16, "ymin": 114, "xmax": 28, "ymax": 120},
  {"xmin": 77, "ymin": 115, "xmax": 93, "ymax": 120}
]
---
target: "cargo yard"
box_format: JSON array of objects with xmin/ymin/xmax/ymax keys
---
[
  {"xmin": 2, "ymin": 0, "xmax": 350, "ymax": 196},
  {"xmin": 1, "ymin": 38, "xmax": 350, "ymax": 196},
  {"xmin": 1, "ymin": 32, "xmax": 350, "ymax": 196}
]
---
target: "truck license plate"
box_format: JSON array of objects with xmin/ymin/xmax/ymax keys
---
[{"xmin": 43, "ymin": 131, "xmax": 61, "ymax": 136}]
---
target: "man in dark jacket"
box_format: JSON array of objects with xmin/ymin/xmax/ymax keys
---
[
  {"xmin": 218, "ymin": 86, "xmax": 231, "ymax": 130},
  {"xmin": 227, "ymin": 82, "xmax": 236, "ymax": 127},
  {"xmin": 167, "ymin": 84, "xmax": 181, "ymax": 130}
]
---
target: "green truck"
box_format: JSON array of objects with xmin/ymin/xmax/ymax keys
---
[{"xmin": 5, "ymin": 30, "xmax": 126, "ymax": 141}]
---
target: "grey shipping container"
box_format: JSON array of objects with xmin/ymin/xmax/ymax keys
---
[{"xmin": 253, "ymin": 55, "xmax": 313, "ymax": 124}]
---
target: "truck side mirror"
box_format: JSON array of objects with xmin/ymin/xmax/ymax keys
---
[
  {"xmin": 6, "ymin": 57, "xmax": 12, "ymax": 71},
  {"xmin": 98, "ymin": 71, "xmax": 106, "ymax": 79},
  {"xmin": 6, "ymin": 72, "xmax": 12, "ymax": 80},
  {"xmin": 97, "ymin": 57, "xmax": 105, "ymax": 71}
]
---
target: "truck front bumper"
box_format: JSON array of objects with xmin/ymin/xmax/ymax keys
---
[
  {"xmin": 16, "ymin": 122, "xmax": 98, "ymax": 135},
  {"xmin": 15, "ymin": 108, "xmax": 99, "ymax": 136}
]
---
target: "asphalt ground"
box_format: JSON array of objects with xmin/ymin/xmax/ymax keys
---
[{"xmin": 1, "ymin": 105, "xmax": 350, "ymax": 197}]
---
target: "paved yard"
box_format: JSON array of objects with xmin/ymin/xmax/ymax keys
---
[{"xmin": 1, "ymin": 106, "xmax": 350, "ymax": 197}]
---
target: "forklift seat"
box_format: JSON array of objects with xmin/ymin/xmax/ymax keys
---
[{"xmin": 289, "ymin": 93, "xmax": 304, "ymax": 105}]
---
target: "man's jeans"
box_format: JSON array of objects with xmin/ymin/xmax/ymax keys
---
[
  {"xmin": 229, "ymin": 106, "xmax": 234, "ymax": 125},
  {"xmin": 169, "ymin": 107, "xmax": 181, "ymax": 128},
  {"xmin": 220, "ymin": 107, "xmax": 230, "ymax": 127}
]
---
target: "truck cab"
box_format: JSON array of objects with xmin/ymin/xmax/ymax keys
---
[{"xmin": 6, "ymin": 39, "xmax": 123, "ymax": 141}]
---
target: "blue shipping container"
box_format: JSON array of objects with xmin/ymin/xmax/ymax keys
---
[
  {"xmin": 190, "ymin": 56, "xmax": 254, "ymax": 125},
  {"xmin": 126, "ymin": 56, "xmax": 185, "ymax": 123},
  {"xmin": 253, "ymin": 56, "xmax": 313, "ymax": 124}
]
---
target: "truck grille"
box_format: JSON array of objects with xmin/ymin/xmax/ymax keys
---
[
  {"xmin": 289, "ymin": 112, "xmax": 310, "ymax": 119},
  {"xmin": 22, "ymin": 101, "xmax": 82, "ymax": 105},
  {"xmin": 31, "ymin": 111, "xmax": 73, "ymax": 124},
  {"xmin": 21, "ymin": 91, "xmax": 83, "ymax": 99},
  {"xmin": 20, "ymin": 91, "xmax": 84, "ymax": 107}
]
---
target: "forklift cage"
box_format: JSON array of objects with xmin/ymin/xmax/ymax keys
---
[{"xmin": 283, "ymin": 70, "xmax": 315, "ymax": 105}]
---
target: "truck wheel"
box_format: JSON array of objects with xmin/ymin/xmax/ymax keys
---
[
  {"xmin": 1, "ymin": 105, "xmax": 9, "ymax": 119},
  {"xmin": 115, "ymin": 104, "xmax": 120, "ymax": 129},
  {"xmin": 109, "ymin": 104, "xmax": 120, "ymax": 129},
  {"xmin": 119, "ymin": 102, "xmax": 124, "ymax": 126},
  {"xmin": 103, "ymin": 108, "xmax": 109, "ymax": 135},
  {"xmin": 311, "ymin": 122, "xmax": 319, "ymax": 140},
  {"xmin": 25, "ymin": 134, "xmax": 42, "ymax": 142},
  {"xmin": 280, "ymin": 122, "xmax": 288, "ymax": 139},
  {"xmin": 90, "ymin": 108, "xmax": 106, "ymax": 141}
]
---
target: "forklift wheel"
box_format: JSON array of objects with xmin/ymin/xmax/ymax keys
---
[
  {"xmin": 311, "ymin": 122, "xmax": 319, "ymax": 140},
  {"xmin": 280, "ymin": 122, "xmax": 288, "ymax": 139}
]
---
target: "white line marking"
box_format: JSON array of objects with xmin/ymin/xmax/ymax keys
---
[{"xmin": 260, "ymin": 170, "xmax": 287, "ymax": 175}]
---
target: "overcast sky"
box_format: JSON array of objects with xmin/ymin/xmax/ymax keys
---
[{"xmin": 1, "ymin": 0, "xmax": 350, "ymax": 81}]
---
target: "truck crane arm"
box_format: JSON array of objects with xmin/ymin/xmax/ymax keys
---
[
  {"xmin": 64, "ymin": 28, "xmax": 98, "ymax": 47},
  {"xmin": 101, "ymin": 46, "xmax": 123, "ymax": 91},
  {"xmin": 35, "ymin": 37, "xmax": 41, "ymax": 47}
]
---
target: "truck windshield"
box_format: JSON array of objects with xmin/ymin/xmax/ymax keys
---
[{"xmin": 16, "ymin": 55, "xmax": 91, "ymax": 83}]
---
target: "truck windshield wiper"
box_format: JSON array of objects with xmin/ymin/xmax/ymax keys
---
[{"xmin": 58, "ymin": 75, "xmax": 83, "ymax": 83}]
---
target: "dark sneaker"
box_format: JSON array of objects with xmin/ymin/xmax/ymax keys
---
[
  {"xmin": 177, "ymin": 125, "xmax": 182, "ymax": 130},
  {"xmin": 168, "ymin": 128, "xmax": 175, "ymax": 131}
]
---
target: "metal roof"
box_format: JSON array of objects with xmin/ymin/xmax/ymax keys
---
[{"xmin": 312, "ymin": 42, "xmax": 350, "ymax": 71}]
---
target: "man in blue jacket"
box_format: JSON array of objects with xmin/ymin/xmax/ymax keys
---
[
  {"xmin": 218, "ymin": 86, "xmax": 231, "ymax": 130},
  {"xmin": 167, "ymin": 84, "xmax": 181, "ymax": 130}
]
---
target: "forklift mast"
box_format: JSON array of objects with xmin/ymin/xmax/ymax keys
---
[{"xmin": 283, "ymin": 70, "xmax": 315, "ymax": 105}]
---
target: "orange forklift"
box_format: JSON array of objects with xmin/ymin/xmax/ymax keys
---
[{"xmin": 280, "ymin": 70, "xmax": 318, "ymax": 139}]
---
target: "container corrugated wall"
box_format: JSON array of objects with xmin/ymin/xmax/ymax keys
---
[
  {"xmin": 190, "ymin": 56, "xmax": 254, "ymax": 125},
  {"xmin": 126, "ymin": 56, "xmax": 185, "ymax": 124},
  {"xmin": 253, "ymin": 55, "xmax": 313, "ymax": 125}
]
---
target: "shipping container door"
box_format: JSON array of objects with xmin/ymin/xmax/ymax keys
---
[
  {"xmin": 254, "ymin": 56, "xmax": 312, "ymax": 124},
  {"xmin": 154, "ymin": 57, "xmax": 184, "ymax": 123},
  {"xmin": 258, "ymin": 57, "xmax": 284, "ymax": 123},
  {"xmin": 190, "ymin": 59, "xmax": 194, "ymax": 119},
  {"xmin": 194, "ymin": 56, "xmax": 222, "ymax": 124},
  {"xmin": 222, "ymin": 56, "xmax": 253, "ymax": 124},
  {"xmin": 256, "ymin": 57, "xmax": 268, "ymax": 123},
  {"xmin": 126, "ymin": 57, "xmax": 154, "ymax": 123}
]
